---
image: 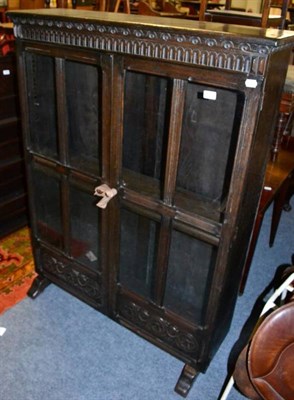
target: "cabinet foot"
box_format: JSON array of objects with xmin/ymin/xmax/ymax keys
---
[
  {"xmin": 174, "ymin": 364, "xmax": 199, "ymax": 398},
  {"xmin": 27, "ymin": 275, "xmax": 51, "ymax": 299}
]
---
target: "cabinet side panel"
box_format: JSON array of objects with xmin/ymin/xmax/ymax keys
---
[{"xmin": 207, "ymin": 48, "xmax": 292, "ymax": 360}]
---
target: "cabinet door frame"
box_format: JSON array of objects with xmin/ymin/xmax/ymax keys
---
[
  {"xmin": 17, "ymin": 42, "xmax": 114, "ymax": 312},
  {"xmin": 108, "ymin": 55, "xmax": 264, "ymax": 325}
]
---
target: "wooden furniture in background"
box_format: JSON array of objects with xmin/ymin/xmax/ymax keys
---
[
  {"xmin": 272, "ymin": 65, "xmax": 294, "ymax": 161},
  {"xmin": 0, "ymin": 24, "xmax": 28, "ymax": 238},
  {"xmin": 199, "ymin": 0, "xmax": 290, "ymax": 29},
  {"xmin": 19, "ymin": 0, "xmax": 45, "ymax": 8},
  {"xmin": 239, "ymin": 141, "xmax": 294, "ymax": 294},
  {"xmin": 8, "ymin": 9, "xmax": 294, "ymax": 397},
  {"xmin": 95, "ymin": 0, "xmax": 130, "ymax": 12},
  {"xmin": 240, "ymin": 67, "xmax": 294, "ymax": 294},
  {"xmin": 137, "ymin": 0, "xmax": 186, "ymax": 17},
  {"xmin": 0, "ymin": 7, "xmax": 7, "ymax": 23},
  {"xmin": 180, "ymin": 1, "xmax": 227, "ymax": 16}
]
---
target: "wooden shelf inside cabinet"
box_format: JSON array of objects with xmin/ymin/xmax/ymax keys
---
[{"xmin": 7, "ymin": 8, "xmax": 294, "ymax": 398}]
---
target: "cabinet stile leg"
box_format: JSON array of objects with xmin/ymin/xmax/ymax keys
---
[
  {"xmin": 27, "ymin": 275, "xmax": 51, "ymax": 299},
  {"xmin": 174, "ymin": 364, "xmax": 199, "ymax": 398}
]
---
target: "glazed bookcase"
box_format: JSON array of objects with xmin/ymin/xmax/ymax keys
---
[{"xmin": 8, "ymin": 9, "xmax": 294, "ymax": 396}]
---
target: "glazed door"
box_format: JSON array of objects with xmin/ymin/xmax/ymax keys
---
[
  {"xmin": 21, "ymin": 46, "xmax": 111, "ymax": 311},
  {"xmin": 111, "ymin": 58, "xmax": 247, "ymax": 361}
]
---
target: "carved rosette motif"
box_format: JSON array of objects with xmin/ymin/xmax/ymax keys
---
[
  {"xmin": 119, "ymin": 300, "xmax": 200, "ymax": 356},
  {"xmin": 10, "ymin": 15, "xmax": 278, "ymax": 75},
  {"xmin": 41, "ymin": 251, "xmax": 102, "ymax": 304}
]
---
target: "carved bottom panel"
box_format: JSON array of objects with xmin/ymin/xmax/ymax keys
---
[
  {"xmin": 118, "ymin": 295, "xmax": 202, "ymax": 360},
  {"xmin": 40, "ymin": 248, "xmax": 103, "ymax": 306}
]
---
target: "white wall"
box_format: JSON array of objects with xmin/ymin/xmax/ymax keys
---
[
  {"xmin": 231, "ymin": 0, "xmax": 262, "ymax": 12},
  {"xmin": 231, "ymin": 0, "xmax": 246, "ymax": 9},
  {"xmin": 245, "ymin": 0, "xmax": 262, "ymax": 12}
]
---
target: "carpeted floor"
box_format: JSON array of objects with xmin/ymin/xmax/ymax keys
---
[
  {"xmin": 0, "ymin": 199, "xmax": 293, "ymax": 400},
  {"xmin": 0, "ymin": 226, "xmax": 36, "ymax": 315}
]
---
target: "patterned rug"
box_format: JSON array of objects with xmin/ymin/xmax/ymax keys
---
[{"xmin": 0, "ymin": 226, "xmax": 36, "ymax": 315}]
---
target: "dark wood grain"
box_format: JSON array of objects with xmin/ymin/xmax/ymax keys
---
[{"xmin": 8, "ymin": 9, "xmax": 294, "ymax": 397}]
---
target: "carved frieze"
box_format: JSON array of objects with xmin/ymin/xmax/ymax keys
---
[
  {"xmin": 9, "ymin": 13, "xmax": 279, "ymax": 75},
  {"xmin": 118, "ymin": 298, "xmax": 200, "ymax": 356},
  {"xmin": 41, "ymin": 250, "xmax": 102, "ymax": 304}
]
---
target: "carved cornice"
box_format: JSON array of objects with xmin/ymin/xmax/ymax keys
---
[{"xmin": 9, "ymin": 14, "xmax": 278, "ymax": 75}]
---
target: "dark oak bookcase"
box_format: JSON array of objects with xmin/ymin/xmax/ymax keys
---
[{"xmin": 8, "ymin": 9, "xmax": 294, "ymax": 396}]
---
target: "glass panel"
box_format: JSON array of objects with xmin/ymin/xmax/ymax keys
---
[
  {"xmin": 176, "ymin": 83, "xmax": 241, "ymax": 210},
  {"xmin": 32, "ymin": 166, "xmax": 62, "ymax": 249},
  {"xmin": 65, "ymin": 60, "xmax": 100, "ymax": 175},
  {"xmin": 119, "ymin": 208, "xmax": 159, "ymax": 300},
  {"xmin": 164, "ymin": 229, "xmax": 217, "ymax": 325},
  {"xmin": 122, "ymin": 71, "xmax": 170, "ymax": 198},
  {"xmin": 69, "ymin": 185, "xmax": 100, "ymax": 271},
  {"xmin": 25, "ymin": 53, "xmax": 58, "ymax": 159}
]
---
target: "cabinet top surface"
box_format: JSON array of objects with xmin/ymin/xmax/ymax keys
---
[{"xmin": 7, "ymin": 9, "xmax": 294, "ymax": 45}]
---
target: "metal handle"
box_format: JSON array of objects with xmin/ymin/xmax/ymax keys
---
[{"xmin": 94, "ymin": 184, "xmax": 117, "ymax": 209}]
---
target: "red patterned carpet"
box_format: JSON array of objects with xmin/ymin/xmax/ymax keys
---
[{"xmin": 0, "ymin": 226, "xmax": 36, "ymax": 315}]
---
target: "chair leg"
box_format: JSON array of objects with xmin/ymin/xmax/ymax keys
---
[
  {"xmin": 114, "ymin": 0, "xmax": 130, "ymax": 13},
  {"xmin": 271, "ymin": 111, "xmax": 288, "ymax": 161},
  {"xmin": 239, "ymin": 212, "xmax": 264, "ymax": 294},
  {"xmin": 219, "ymin": 376, "xmax": 235, "ymax": 400},
  {"xmin": 113, "ymin": 0, "xmax": 121, "ymax": 12},
  {"xmin": 269, "ymin": 176, "xmax": 291, "ymax": 247},
  {"xmin": 283, "ymin": 173, "xmax": 294, "ymax": 211}
]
